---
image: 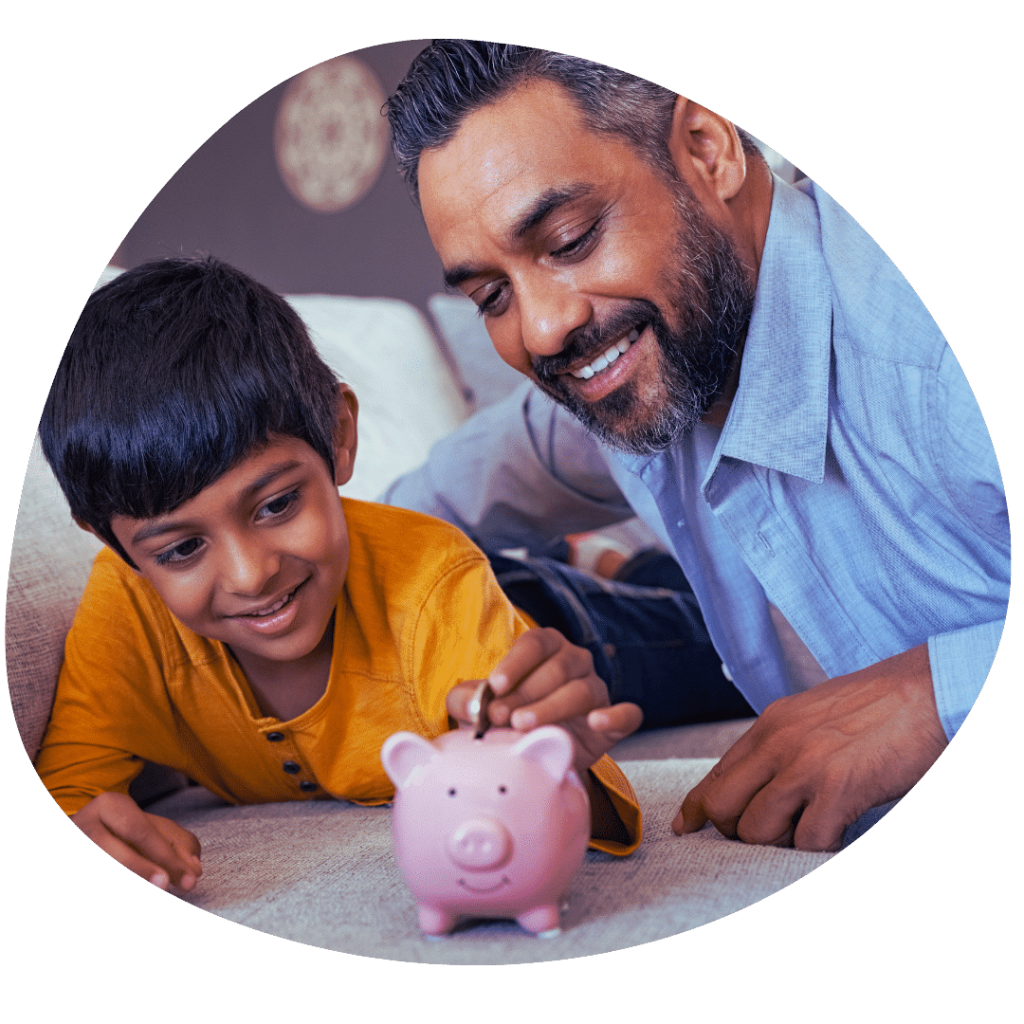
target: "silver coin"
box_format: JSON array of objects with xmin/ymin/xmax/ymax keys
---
[{"xmin": 470, "ymin": 680, "xmax": 495, "ymax": 739}]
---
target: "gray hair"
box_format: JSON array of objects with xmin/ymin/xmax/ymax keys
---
[{"xmin": 385, "ymin": 40, "xmax": 759, "ymax": 204}]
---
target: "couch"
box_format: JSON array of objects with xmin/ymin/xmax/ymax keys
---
[{"xmin": 6, "ymin": 273, "xmax": 839, "ymax": 965}]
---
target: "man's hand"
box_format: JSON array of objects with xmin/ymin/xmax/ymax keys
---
[
  {"xmin": 447, "ymin": 627, "xmax": 643, "ymax": 779},
  {"xmin": 71, "ymin": 791, "xmax": 203, "ymax": 891},
  {"xmin": 672, "ymin": 644, "xmax": 948, "ymax": 851}
]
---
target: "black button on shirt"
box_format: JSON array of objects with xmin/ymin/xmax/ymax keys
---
[
  {"xmin": 282, "ymin": 761, "xmax": 302, "ymax": 774},
  {"xmin": 299, "ymin": 780, "xmax": 318, "ymax": 792},
  {"xmin": 266, "ymin": 732, "xmax": 285, "ymax": 742}
]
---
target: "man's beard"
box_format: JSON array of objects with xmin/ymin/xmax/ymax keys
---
[{"xmin": 531, "ymin": 189, "xmax": 755, "ymax": 456}]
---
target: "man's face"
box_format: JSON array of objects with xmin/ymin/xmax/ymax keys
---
[{"xmin": 419, "ymin": 79, "xmax": 755, "ymax": 454}]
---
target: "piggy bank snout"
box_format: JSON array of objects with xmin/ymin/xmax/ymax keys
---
[{"xmin": 447, "ymin": 817, "xmax": 512, "ymax": 871}]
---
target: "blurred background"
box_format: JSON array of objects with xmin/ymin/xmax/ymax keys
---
[{"xmin": 110, "ymin": 38, "xmax": 801, "ymax": 320}]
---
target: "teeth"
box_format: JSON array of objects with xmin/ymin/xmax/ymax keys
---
[
  {"xmin": 571, "ymin": 327, "xmax": 642, "ymax": 379},
  {"xmin": 248, "ymin": 590, "xmax": 292, "ymax": 617}
]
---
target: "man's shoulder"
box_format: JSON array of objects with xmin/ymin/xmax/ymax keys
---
[{"xmin": 806, "ymin": 179, "xmax": 948, "ymax": 370}]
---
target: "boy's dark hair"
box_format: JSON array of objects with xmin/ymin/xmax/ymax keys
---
[
  {"xmin": 385, "ymin": 40, "xmax": 762, "ymax": 204},
  {"xmin": 39, "ymin": 255, "xmax": 342, "ymax": 565}
]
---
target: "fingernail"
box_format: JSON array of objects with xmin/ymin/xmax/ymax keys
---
[
  {"xmin": 149, "ymin": 871, "xmax": 169, "ymax": 888},
  {"xmin": 511, "ymin": 709, "xmax": 536, "ymax": 730},
  {"xmin": 489, "ymin": 672, "xmax": 508, "ymax": 692}
]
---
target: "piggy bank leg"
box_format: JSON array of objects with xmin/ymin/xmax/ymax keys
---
[
  {"xmin": 516, "ymin": 904, "xmax": 561, "ymax": 937},
  {"xmin": 418, "ymin": 904, "xmax": 460, "ymax": 936}
]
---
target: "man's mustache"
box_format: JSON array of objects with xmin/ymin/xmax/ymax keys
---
[{"xmin": 532, "ymin": 301, "xmax": 660, "ymax": 383}]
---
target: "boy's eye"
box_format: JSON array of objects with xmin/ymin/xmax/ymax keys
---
[
  {"xmin": 155, "ymin": 537, "xmax": 203, "ymax": 566},
  {"xmin": 258, "ymin": 490, "xmax": 299, "ymax": 520}
]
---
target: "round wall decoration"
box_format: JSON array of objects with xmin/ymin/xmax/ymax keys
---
[{"xmin": 274, "ymin": 54, "xmax": 389, "ymax": 213}]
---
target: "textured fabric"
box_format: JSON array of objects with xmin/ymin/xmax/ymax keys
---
[
  {"xmin": 144, "ymin": 756, "xmax": 831, "ymax": 964},
  {"xmin": 6, "ymin": 439, "xmax": 104, "ymax": 758},
  {"xmin": 488, "ymin": 551, "xmax": 754, "ymax": 728},
  {"xmin": 382, "ymin": 175, "xmax": 1010, "ymax": 741}
]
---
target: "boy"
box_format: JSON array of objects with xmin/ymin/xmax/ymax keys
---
[{"xmin": 34, "ymin": 256, "xmax": 643, "ymax": 892}]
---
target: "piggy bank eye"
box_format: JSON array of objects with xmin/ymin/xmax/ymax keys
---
[
  {"xmin": 498, "ymin": 785, "xmax": 508, "ymax": 795},
  {"xmin": 448, "ymin": 787, "xmax": 457, "ymax": 797}
]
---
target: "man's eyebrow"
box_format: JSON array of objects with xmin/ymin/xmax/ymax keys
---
[
  {"xmin": 442, "ymin": 183, "xmax": 596, "ymax": 292},
  {"xmin": 509, "ymin": 183, "xmax": 595, "ymax": 242},
  {"xmin": 128, "ymin": 460, "xmax": 303, "ymax": 546}
]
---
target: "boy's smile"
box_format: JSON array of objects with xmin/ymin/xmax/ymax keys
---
[{"xmin": 108, "ymin": 435, "xmax": 352, "ymax": 696}]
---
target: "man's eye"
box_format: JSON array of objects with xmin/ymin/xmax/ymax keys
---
[
  {"xmin": 474, "ymin": 284, "xmax": 509, "ymax": 318},
  {"xmin": 551, "ymin": 221, "xmax": 600, "ymax": 260}
]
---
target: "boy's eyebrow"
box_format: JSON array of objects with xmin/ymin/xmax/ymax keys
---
[
  {"xmin": 127, "ymin": 459, "xmax": 305, "ymax": 546},
  {"xmin": 442, "ymin": 183, "xmax": 596, "ymax": 291}
]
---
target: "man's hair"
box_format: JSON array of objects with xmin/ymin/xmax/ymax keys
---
[
  {"xmin": 386, "ymin": 40, "xmax": 761, "ymax": 202},
  {"xmin": 39, "ymin": 255, "xmax": 341, "ymax": 564}
]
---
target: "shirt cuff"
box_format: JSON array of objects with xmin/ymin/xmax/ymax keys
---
[
  {"xmin": 587, "ymin": 754, "xmax": 642, "ymax": 856},
  {"xmin": 928, "ymin": 619, "xmax": 1006, "ymax": 739}
]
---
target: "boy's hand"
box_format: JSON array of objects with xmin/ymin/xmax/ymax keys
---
[
  {"xmin": 447, "ymin": 627, "xmax": 643, "ymax": 779},
  {"xmin": 71, "ymin": 791, "xmax": 203, "ymax": 891}
]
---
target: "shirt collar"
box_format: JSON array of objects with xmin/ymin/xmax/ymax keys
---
[{"xmin": 713, "ymin": 176, "xmax": 833, "ymax": 484}]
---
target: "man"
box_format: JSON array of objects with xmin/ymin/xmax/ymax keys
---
[{"xmin": 382, "ymin": 41, "xmax": 1010, "ymax": 851}]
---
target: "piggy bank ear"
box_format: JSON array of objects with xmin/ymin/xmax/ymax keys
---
[
  {"xmin": 381, "ymin": 731, "xmax": 438, "ymax": 789},
  {"xmin": 509, "ymin": 725, "xmax": 574, "ymax": 782}
]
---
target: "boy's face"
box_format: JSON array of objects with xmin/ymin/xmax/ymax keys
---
[{"xmin": 108, "ymin": 432, "xmax": 353, "ymax": 680}]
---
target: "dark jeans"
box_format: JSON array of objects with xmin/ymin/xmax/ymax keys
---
[{"xmin": 487, "ymin": 550, "xmax": 754, "ymax": 730}]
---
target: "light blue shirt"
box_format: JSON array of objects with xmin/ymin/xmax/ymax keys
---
[{"xmin": 384, "ymin": 176, "xmax": 1010, "ymax": 740}]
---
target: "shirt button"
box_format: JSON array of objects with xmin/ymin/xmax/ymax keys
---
[
  {"xmin": 266, "ymin": 732, "xmax": 285, "ymax": 742},
  {"xmin": 299, "ymin": 780, "xmax": 318, "ymax": 792},
  {"xmin": 282, "ymin": 761, "xmax": 302, "ymax": 774}
]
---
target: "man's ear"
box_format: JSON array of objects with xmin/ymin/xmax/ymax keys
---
[
  {"xmin": 333, "ymin": 385, "xmax": 359, "ymax": 487},
  {"xmin": 667, "ymin": 96, "xmax": 746, "ymax": 203}
]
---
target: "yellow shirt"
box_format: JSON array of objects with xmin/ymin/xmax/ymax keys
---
[{"xmin": 35, "ymin": 500, "xmax": 640, "ymax": 854}]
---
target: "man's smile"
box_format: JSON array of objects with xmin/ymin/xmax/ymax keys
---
[{"xmin": 569, "ymin": 326, "xmax": 642, "ymax": 380}]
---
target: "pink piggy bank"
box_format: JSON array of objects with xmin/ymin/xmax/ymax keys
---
[{"xmin": 380, "ymin": 725, "xmax": 590, "ymax": 936}]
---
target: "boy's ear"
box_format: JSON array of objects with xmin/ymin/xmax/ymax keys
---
[
  {"xmin": 73, "ymin": 518, "xmax": 142, "ymax": 573},
  {"xmin": 333, "ymin": 385, "xmax": 359, "ymax": 487}
]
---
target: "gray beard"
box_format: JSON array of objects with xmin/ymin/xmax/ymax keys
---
[{"xmin": 532, "ymin": 190, "xmax": 755, "ymax": 456}]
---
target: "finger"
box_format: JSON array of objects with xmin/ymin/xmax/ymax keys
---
[
  {"xmin": 445, "ymin": 679, "xmax": 484, "ymax": 726},
  {"xmin": 488, "ymin": 628, "xmax": 569, "ymax": 696},
  {"xmin": 790, "ymin": 793, "xmax": 859, "ymax": 853},
  {"xmin": 672, "ymin": 762, "xmax": 719, "ymax": 835},
  {"xmin": 507, "ymin": 670, "xmax": 605, "ymax": 731},
  {"xmin": 148, "ymin": 814, "xmax": 204, "ymax": 874},
  {"xmin": 672, "ymin": 745, "xmax": 780, "ymax": 839},
  {"xmin": 91, "ymin": 795, "xmax": 200, "ymax": 888},
  {"xmin": 77, "ymin": 820, "xmax": 179, "ymax": 889},
  {"xmin": 734, "ymin": 780, "xmax": 807, "ymax": 847},
  {"xmin": 586, "ymin": 702, "xmax": 644, "ymax": 743}
]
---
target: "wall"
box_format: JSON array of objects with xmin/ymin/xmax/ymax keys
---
[{"xmin": 112, "ymin": 39, "xmax": 445, "ymax": 315}]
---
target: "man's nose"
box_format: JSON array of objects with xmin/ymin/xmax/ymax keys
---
[{"xmin": 517, "ymin": 274, "xmax": 592, "ymax": 360}]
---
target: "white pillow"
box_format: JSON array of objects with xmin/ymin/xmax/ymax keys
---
[
  {"xmin": 288, "ymin": 294, "xmax": 468, "ymax": 500},
  {"xmin": 428, "ymin": 293, "xmax": 524, "ymax": 412}
]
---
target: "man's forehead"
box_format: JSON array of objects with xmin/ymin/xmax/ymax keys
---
[{"xmin": 418, "ymin": 80, "xmax": 631, "ymax": 255}]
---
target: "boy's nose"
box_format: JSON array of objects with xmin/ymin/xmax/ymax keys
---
[{"xmin": 219, "ymin": 537, "xmax": 281, "ymax": 596}]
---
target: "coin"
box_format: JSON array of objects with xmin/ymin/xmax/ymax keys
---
[{"xmin": 470, "ymin": 680, "xmax": 495, "ymax": 739}]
